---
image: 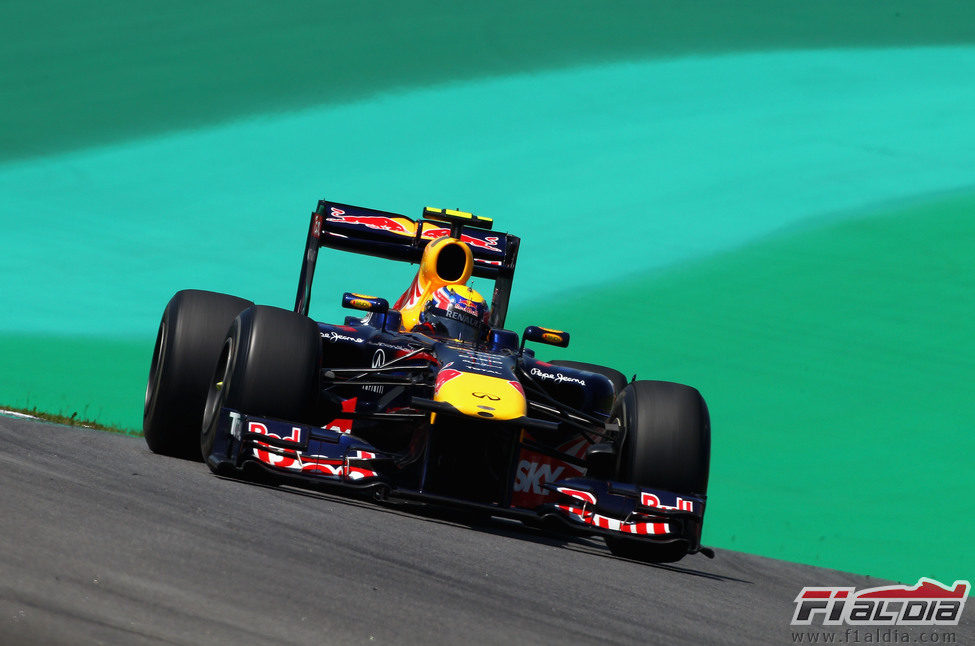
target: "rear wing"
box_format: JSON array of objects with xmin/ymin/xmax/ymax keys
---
[{"xmin": 295, "ymin": 200, "xmax": 520, "ymax": 328}]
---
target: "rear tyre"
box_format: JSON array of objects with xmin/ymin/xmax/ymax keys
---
[
  {"xmin": 201, "ymin": 305, "xmax": 321, "ymax": 470},
  {"xmin": 143, "ymin": 290, "xmax": 253, "ymax": 459},
  {"xmin": 605, "ymin": 380, "xmax": 710, "ymax": 563},
  {"xmin": 548, "ymin": 360, "xmax": 628, "ymax": 397}
]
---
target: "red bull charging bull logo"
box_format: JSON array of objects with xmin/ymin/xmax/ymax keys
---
[
  {"xmin": 327, "ymin": 208, "xmax": 501, "ymax": 253},
  {"xmin": 327, "ymin": 208, "xmax": 411, "ymax": 234},
  {"xmin": 450, "ymin": 294, "xmax": 484, "ymax": 317},
  {"xmin": 421, "ymin": 228, "xmax": 502, "ymax": 254}
]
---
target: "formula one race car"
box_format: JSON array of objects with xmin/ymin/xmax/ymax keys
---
[{"xmin": 144, "ymin": 201, "xmax": 712, "ymax": 562}]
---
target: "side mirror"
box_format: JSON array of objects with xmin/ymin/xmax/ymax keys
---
[
  {"xmin": 522, "ymin": 325, "xmax": 570, "ymax": 349},
  {"xmin": 342, "ymin": 292, "xmax": 389, "ymax": 313}
]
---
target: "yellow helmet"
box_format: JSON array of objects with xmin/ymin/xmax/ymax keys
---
[{"xmin": 416, "ymin": 285, "xmax": 489, "ymax": 342}]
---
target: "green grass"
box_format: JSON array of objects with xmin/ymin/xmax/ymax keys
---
[
  {"xmin": 0, "ymin": 333, "xmax": 151, "ymax": 432},
  {"xmin": 0, "ymin": 405, "xmax": 139, "ymax": 436},
  {"xmin": 6, "ymin": 47, "xmax": 975, "ymax": 340},
  {"xmin": 3, "ymin": 0, "xmax": 975, "ymax": 162},
  {"xmin": 529, "ymin": 191, "xmax": 975, "ymax": 585}
]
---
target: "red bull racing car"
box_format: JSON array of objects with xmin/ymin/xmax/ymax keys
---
[{"xmin": 143, "ymin": 201, "xmax": 712, "ymax": 562}]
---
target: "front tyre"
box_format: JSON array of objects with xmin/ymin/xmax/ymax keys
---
[
  {"xmin": 201, "ymin": 305, "xmax": 321, "ymax": 471},
  {"xmin": 143, "ymin": 290, "xmax": 253, "ymax": 459},
  {"xmin": 606, "ymin": 380, "xmax": 710, "ymax": 563}
]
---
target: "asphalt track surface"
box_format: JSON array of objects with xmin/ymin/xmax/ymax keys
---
[{"xmin": 2, "ymin": 419, "xmax": 971, "ymax": 646}]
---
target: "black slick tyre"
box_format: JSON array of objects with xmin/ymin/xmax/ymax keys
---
[
  {"xmin": 606, "ymin": 380, "xmax": 710, "ymax": 563},
  {"xmin": 201, "ymin": 305, "xmax": 321, "ymax": 470},
  {"xmin": 143, "ymin": 290, "xmax": 253, "ymax": 459}
]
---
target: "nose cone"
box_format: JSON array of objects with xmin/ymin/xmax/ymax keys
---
[{"xmin": 434, "ymin": 369, "xmax": 526, "ymax": 420}]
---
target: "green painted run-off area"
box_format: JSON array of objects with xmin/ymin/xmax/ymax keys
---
[{"xmin": 1, "ymin": 1, "xmax": 973, "ymax": 588}]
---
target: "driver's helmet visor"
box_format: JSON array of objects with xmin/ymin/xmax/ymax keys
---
[{"xmin": 422, "ymin": 305, "xmax": 485, "ymax": 342}]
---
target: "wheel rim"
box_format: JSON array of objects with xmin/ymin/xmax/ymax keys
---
[
  {"xmin": 144, "ymin": 321, "xmax": 167, "ymax": 418},
  {"xmin": 201, "ymin": 337, "xmax": 233, "ymax": 450}
]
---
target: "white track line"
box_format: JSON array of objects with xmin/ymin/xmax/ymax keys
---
[{"xmin": 0, "ymin": 409, "xmax": 39, "ymax": 420}]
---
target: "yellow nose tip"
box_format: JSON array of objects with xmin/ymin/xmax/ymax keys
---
[{"xmin": 434, "ymin": 372, "xmax": 526, "ymax": 420}]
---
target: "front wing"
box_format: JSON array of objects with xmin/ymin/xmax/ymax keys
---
[{"xmin": 206, "ymin": 409, "xmax": 707, "ymax": 553}]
